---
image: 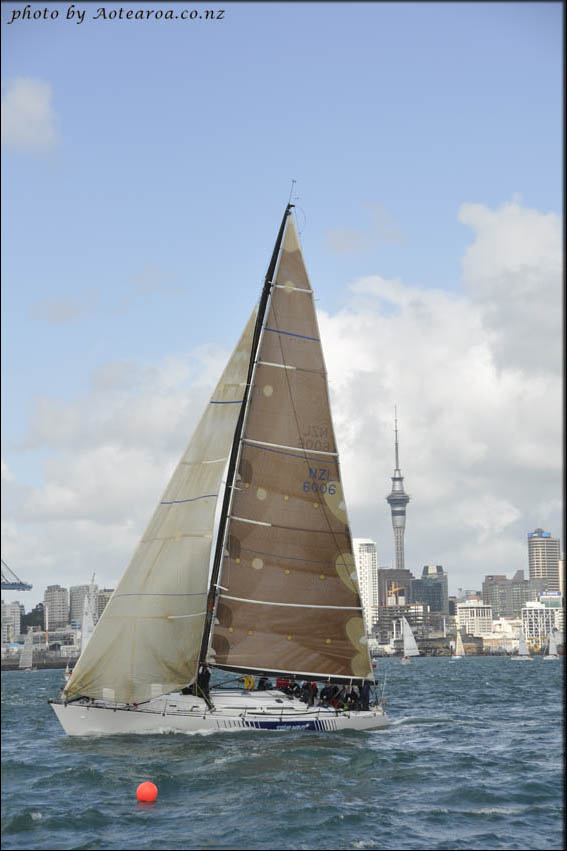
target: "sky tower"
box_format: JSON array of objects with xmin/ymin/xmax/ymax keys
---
[{"xmin": 386, "ymin": 410, "xmax": 410, "ymax": 572}]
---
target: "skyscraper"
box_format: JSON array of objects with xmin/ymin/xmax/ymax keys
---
[
  {"xmin": 386, "ymin": 410, "xmax": 410, "ymax": 572},
  {"xmin": 43, "ymin": 585, "xmax": 69, "ymax": 630},
  {"xmin": 353, "ymin": 538, "xmax": 379, "ymax": 635},
  {"xmin": 528, "ymin": 529, "xmax": 561, "ymax": 592},
  {"xmin": 410, "ymin": 565, "xmax": 449, "ymax": 614}
]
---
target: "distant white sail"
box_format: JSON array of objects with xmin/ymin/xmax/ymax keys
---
[
  {"xmin": 80, "ymin": 594, "xmax": 95, "ymax": 656},
  {"xmin": 454, "ymin": 631, "xmax": 465, "ymax": 657},
  {"xmin": 518, "ymin": 634, "xmax": 529, "ymax": 656},
  {"xmin": 544, "ymin": 630, "xmax": 559, "ymax": 660},
  {"xmin": 401, "ymin": 617, "xmax": 419, "ymax": 657},
  {"xmin": 19, "ymin": 630, "xmax": 34, "ymax": 670}
]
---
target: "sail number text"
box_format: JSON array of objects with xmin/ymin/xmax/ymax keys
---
[{"xmin": 303, "ymin": 467, "xmax": 337, "ymax": 495}]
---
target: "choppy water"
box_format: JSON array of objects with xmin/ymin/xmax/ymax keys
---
[{"xmin": 1, "ymin": 657, "xmax": 564, "ymax": 850}]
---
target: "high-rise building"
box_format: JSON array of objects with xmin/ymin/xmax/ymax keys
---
[
  {"xmin": 385, "ymin": 411, "xmax": 410, "ymax": 572},
  {"xmin": 69, "ymin": 583, "xmax": 98, "ymax": 626},
  {"xmin": 482, "ymin": 570, "xmax": 546, "ymax": 618},
  {"xmin": 410, "ymin": 565, "xmax": 449, "ymax": 614},
  {"xmin": 528, "ymin": 529, "xmax": 561, "ymax": 591},
  {"xmin": 1, "ymin": 600, "xmax": 21, "ymax": 643},
  {"xmin": 95, "ymin": 588, "xmax": 114, "ymax": 622},
  {"xmin": 44, "ymin": 585, "xmax": 69, "ymax": 630},
  {"xmin": 353, "ymin": 539, "xmax": 379, "ymax": 635}
]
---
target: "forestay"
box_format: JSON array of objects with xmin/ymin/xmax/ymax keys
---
[
  {"xmin": 64, "ymin": 311, "xmax": 256, "ymax": 704},
  {"xmin": 211, "ymin": 215, "xmax": 372, "ymax": 682}
]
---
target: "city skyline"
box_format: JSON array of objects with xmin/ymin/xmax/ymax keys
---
[{"xmin": 2, "ymin": 3, "xmax": 562, "ymax": 607}]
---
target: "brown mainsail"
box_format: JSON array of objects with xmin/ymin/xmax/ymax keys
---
[{"xmin": 210, "ymin": 209, "xmax": 372, "ymax": 682}]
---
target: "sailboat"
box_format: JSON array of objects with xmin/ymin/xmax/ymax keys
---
[
  {"xmin": 400, "ymin": 617, "xmax": 419, "ymax": 664},
  {"xmin": 511, "ymin": 632, "xmax": 533, "ymax": 660},
  {"xmin": 542, "ymin": 629, "xmax": 559, "ymax": 660},
  {"xmin": 49, "ymin": 204, "xmax": 388, "ymax": 736},
  {"xmin": 450, "ymin": 630, "xmax": 465, "ymax": 660},
  {"xmin": 19, "ymin": 629, "xmax": 36, "ymax": 672}
]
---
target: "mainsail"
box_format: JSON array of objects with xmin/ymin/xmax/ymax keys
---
[
  {"xmin": 211, "ymin": 211, "xmax": 372, "ymax": 682},
  {"xmin": 64, "ymin": 311, "xmax": 257, "ymax": 703}
]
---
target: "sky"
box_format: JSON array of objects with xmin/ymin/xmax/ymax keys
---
[{"xmin": 1, "ymin": 1, "xmax": 563, "ymax": 609}]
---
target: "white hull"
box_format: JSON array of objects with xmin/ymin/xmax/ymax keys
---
[
  {"xmin": 510, "ymin": 656, "xmax": 533, "ymax": 661},
  {"xmin": 50, "ymin": 689, "xmax": 388, "ymax": 736}
]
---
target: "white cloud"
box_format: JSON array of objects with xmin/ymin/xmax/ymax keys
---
[
  {"xmin": 1, "ymin": 77, "xmax": 58, "ymax": 151},
  {"xmin": 1, "ymin": 200, "xmax": 562, "ymax": 606},
  {"xmin": 459, "ymin": 200, "xmax": 562, "ymax": 373}
]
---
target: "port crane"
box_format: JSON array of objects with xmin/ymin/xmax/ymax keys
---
[{"xmin": 1, "ymin": 559, "xmax": 32, "ymax": 591}]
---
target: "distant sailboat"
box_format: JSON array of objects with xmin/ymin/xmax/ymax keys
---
[
  {"xmin": 19, "ymin": 629, "xmax": 36, "ymax": 672},
  {"xmin": 543, "ymin": 630, "xmax": 559, "ymax": 660},
  {"xmin": 400, "ymin": 617, "xmax": 419, "ymax": 664},
  {"xmin": 450, "ymin": 631, "xmax": 465, "ymax": 660},
  {"xmin": 511, "ymin": 633, "xmax": 533, "ymax": 660}
]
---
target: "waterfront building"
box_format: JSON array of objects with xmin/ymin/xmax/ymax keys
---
[
  {"xmin": 1, "ymin": 600, "xmax": 21, "ymax": 644},
  {"xmin": 385, "ymin": 412, "xmax": 410, "ymax": 572},
  {"xmin": 482, "ymin": 570, "xmax": 546, "ymax": 618},
  {"xmin": 522, "ymin": 601, "xmax": 556, "ymax": 650},
  {"xmin": 538, "ymin": 591, "xmax": 565, "ymax": 633},
  {"xmin": 377, "ymin": 568, "xmax": 414, "ymax": 608},
  {"xmin": 43, "ymin": 585, "xmax": 69, "ymax": 630},
  {"xmin": 96, "ymin": 588, "xmax": 114, "ymax": 621},
  {"xmin": 410, "ymin": 565, "xmax": 449, "ymax": 614},
  {"xmin": 528, "ymin": 528, "xmax": 561, "ymax": 591},
  {"xmin": 481, "ymin": 617, "xmax": 522, "ymax": 653},
  {"xmin": 353, "ymin": 538, "xmax": 379, "ymax": 635},
  {"xmin": 457, "ymin": 601, "xmax": 493, "ymax": 637}
]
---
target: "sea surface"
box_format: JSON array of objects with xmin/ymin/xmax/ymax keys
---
[{"xmin": 1, "ymin": 657, "xmax": 564, "ymax": 851}]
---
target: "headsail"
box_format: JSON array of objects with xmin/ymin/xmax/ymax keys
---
[
  {"xmin": 64, "ymin": 311, "xmax": 257, "ymax": 703},
  {"xmin": 401, "ymin": 617, "xmax": 419, "ymax": 657},
  {"xmin": 211, "ymin": 212, "xmax": 372, "ymax": 682},
  {"xmin": 19, "ymin": 629, "xmax": 34, "ymax": 670},
  {"xmin": 80, "ymin": 594, "xmax": 95, "ymax": 656}
]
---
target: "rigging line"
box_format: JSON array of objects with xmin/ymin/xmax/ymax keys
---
[{"xmin": 288, "ymin": 178, "xmax": 296, "ymax": 205}]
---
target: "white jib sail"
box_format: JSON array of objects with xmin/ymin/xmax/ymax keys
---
[
  {"xmin": 64, "ymin": 310, "xmax": 256, "ymax": 704},
  {"xmin": 455, "ymin": 631, "xmax": 465, "ymax": 656},
  {"xmin": 401, "ymin": 617, "xmax": 419, "ymax": 656},
  {"xmin": 80, "ymin": 594, "xmax": 95, "ymax": 657},
  {"xmin": 19, "ymin": 630, "xmax": 34, "ymax": 669}
]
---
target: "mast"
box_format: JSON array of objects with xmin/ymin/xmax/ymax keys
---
[{"xmin": 199, "ymin": 203, "xmax": 294, "ymax": 667}]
